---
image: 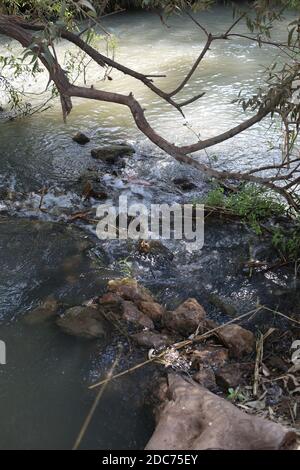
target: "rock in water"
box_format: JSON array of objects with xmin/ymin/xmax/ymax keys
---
[
  {"xmin": 164, "ymin": 298, "xmax": 206, "ymax": 336},
  {"xmin": 108, "ymin": 278, "xmax": 154, "ymax": 303},
  {"xmin": 123, "ymin": 301, "xmax": 154, "ymax": 330},
  {"xmin": 131, "ymin": 331, "xmax": 172, "ymax": 349},
  {"xmin": 24, "ymin": 297, "xmax": 59, "ymax": 324},
  {"xmin": 208, "ymin": 293, "xmax": 237, "ymax": 317},
  {"xmin": 91, "ymin": 144, "xmax": 134, "ymax": 163},
  {"xmin": 99, "ymin": 292, "xmax": 124, "ymax": 306},
  {"xmin": 72, "ymin": 132, "xmax": 90, "ymax": 145},
  {"xmin": 77, "ymin": 170, "xmax": 108, "ymax": 200},
  {"xmin": 81, "ymin": 181, "xmax": 108, "ymax": 200},
  {"xmin": 217, "ymin": 324, "xmax": 255, "ymax": 358},
  {"xmin": 145, "ymin": 374, "xmax": 296, "ymax": 450},
  {"xmin": 137, "ymin": 301, "xmax": 165, "ymax": 321},
  {"xmin": 56, "ymin": 306, "xmax": 109, "ymax": 339},
  {"xmin": 137, "ymin": 240, "xmax": 174, "ymax": 260},
  {"xmin": 172, "ymin": 178, "xmax": 196, "ymax": 191}
]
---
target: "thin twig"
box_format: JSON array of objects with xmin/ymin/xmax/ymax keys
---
[
  {"xmin": 73, "ymin": 347, "xmax": 122, "ymax": 450},
  {"xmin": 253, "ymin": 332, "xmax": 264, "ymax": 397},
  {"xmin": 38, "ymin": 186, "xmax": 47, "ymax": 212},
  {"xmin": 262, "ymin": 306, "xmax": 300, "ymax": 326}
]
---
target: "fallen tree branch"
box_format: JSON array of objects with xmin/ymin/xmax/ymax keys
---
[{"xmin": 1, "ymin": 13, "xmax": 300, "ymax": 210}]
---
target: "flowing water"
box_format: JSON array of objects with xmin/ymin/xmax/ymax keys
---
[{"xmin": 0, "ymin": 6, "xmax": 299, "ymax": 449}]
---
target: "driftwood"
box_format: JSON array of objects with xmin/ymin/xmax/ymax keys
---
[{"xmin": 145, "ymin": 374, "xmax": 297, "ymax": 450}]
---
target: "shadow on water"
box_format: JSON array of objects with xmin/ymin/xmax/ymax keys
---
[{"xmin": 0, "ymin": 218, "xmax": 155, "ymax": 449}]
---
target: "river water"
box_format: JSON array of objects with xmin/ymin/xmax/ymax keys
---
[{"xmin": 0, "ymin": 6, "xmax": 299, "ymax": 449}]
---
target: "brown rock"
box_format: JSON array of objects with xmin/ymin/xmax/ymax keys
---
[
  {"xmin": 56, "ymin": 306, "xmax": 108, "ymax": 339},
  {"xmin": 24, "ymin": 297, "xmax": 59, "ymax": 324},
  {"xmin": 98, "ymin": 292, "xmax": 124, "ymax": 316},
  {"xmin": 123, "ymin": 301, "xmax": 154, "ymax": 330},
  {"xmin": 217, "ymin": 324, "xmax": 255, "ymax": 358},
  {"xmin": 131, "ymin": 331, "xmax": 172, "ymax": 349},
  {"xmin": 108, "ymin": 278, "xmax": 154, "ymax": 303},
  {"xmin": 99, "ymin": 292, "xmax": 124, "ymax": 306},
  {"xmin": 164, "ymin": 298, "xmax": 206, "ymax": 336},
  {"xmin": 215, "ymin": 364, "xmax": 243, "ymax": 391},
  {"xmin": 145, "ymin": 374, "xmax": 296, "ymax": 450},
  {"xmin": 193, "ymin": 367, "xmax": 216, "ymax": 390},
  {"xmin": 138, "ymin": 301, "xmax": 165, "ymax": 321},
  {"xmin": 190, "ymin": 345, "xmax": 228, "ymax": 369}
]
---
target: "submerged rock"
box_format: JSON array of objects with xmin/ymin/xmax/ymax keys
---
[
  {"xmin": 91, "ymin": 144, "xmax": 134, "ymax": 163},
  {"xmin": 81, "ymin": 181, "xmax": 108, "ymax": 200},
  {"xmin": 24, "ymin": 297, "xmax": 59, "ymax": 324},
  {"xmin": 217, "ymin": 324, "xmax": 255, "ymax": 358},
  {"xmin": 208, "ymin": 293, "xmax": 237, "ymax": 317},
  {"xmin": 77, "ymin": 170, "xmax": 108, "ymax": 200},
  {"xmin": 56, "ymin": 306, "xmax": 109, "ymax": 339},
  {"xmin": 131, "ymin": 331, "xmax": 172, "ymax": 349},
  {"xmin": 145, "ymin": 374, "xmax": 296, "ymax": 450},
  {"xmin": 164, "ymin": 298, "xmax": 206, "ymax": 336},
  {"xmin": 72, "ymin": 132, "xmax": 90, "ymax": 145}
]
